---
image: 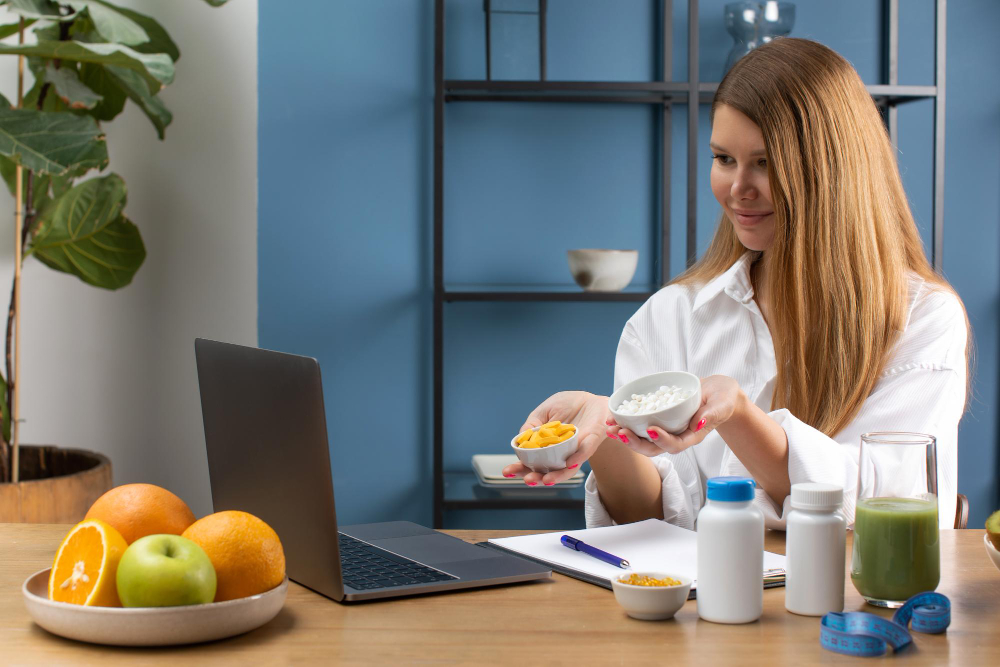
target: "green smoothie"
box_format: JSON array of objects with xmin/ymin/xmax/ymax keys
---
[{"xmin": 851, "ymin": 497, "xmax": 940, "ymax": 604}]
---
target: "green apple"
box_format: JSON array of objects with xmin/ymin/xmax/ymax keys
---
[{"xmin": 116, "ymin": 534, "xmax": 217, "ymax": 607}]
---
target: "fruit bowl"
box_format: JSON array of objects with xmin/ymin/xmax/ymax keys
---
[
  {"xmin": 986, "ymin": 534, "xmax": 1000, "ymax": 574},
  {"xmin": 22, "ymin": 568, "xmax": 288, "ymax": 647}
]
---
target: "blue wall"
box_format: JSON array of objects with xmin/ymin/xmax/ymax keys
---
[{"xmin": 259, "ymin": 0, "xmax": 1000, "ymax": 528}]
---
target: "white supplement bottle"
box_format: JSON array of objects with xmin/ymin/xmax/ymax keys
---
[
  {"xmin": 785, "ymin": 482, "xmax": 846, "ymax": 616},
  {"xmin": 697, "ymin": 476, "xmax": 764, "ymax": 624}
]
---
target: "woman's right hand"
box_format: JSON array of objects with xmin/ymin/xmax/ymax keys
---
[{"xmin": 501, "ymin": 391, "xmax": 610, "ymax": 487}]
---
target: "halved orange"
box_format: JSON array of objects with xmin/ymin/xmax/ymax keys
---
[{"xmin": 48, "ymin": 519, "xmax": 128, "ymax": 606}]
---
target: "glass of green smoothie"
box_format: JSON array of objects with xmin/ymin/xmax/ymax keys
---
[{"xmin": 851, "ymin": 432, "xmax": 939, "ymax": 608}]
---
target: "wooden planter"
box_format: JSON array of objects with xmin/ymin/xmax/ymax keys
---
[{"xmin": 0, "ymin": 446, "xmax": 112, "ymax": 523}]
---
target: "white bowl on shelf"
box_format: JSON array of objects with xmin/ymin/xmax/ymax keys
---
[
  {"xmin": 609, "ymin": 371, "xmax": 702, "ymax": 436},
  {"xmin": 567, "ymin": 249, "xmax": 638, "ymax": 292}
]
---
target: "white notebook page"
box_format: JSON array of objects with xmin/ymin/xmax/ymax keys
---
[{"xmin": 488, "ymin": 518, "xmax": 786, "ymax": 589}]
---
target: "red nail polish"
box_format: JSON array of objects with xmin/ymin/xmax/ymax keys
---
[
  {"xmin": 620, "ymin": 435, "xmax": 629, "ymax": 444},
  {"xmin": 568, "ymin": 464, "xmax": 579, "ymax": 469},
  {"xmin": 607, "ymin": 432, "xmax": 617, "ymax": 440},
  {"xmin": 544, "ymin": 481, "xmax": 555, "ymax": 486},
  {"xmin": 646, "ymin": 429, "xmax": 658, "ymax": 440},
  {"xmin": 527, "ymin": 482, "xmax": 537, "ymax": 486},
  {"xmin": 503, "ymin": 473, "xmax": 515, "ymax": 478},
  {"xmin": 696, "ymin": 418, "xmax": 706, "ymax": 432}
]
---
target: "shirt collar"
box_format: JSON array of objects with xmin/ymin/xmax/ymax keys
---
[{"xmin": 692, "ymin": 252, "xmax": 756, "ymax": 312}]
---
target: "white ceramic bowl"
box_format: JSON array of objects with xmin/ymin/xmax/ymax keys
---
[
  {"xmin": 22, "ymin": 568, "xmax": 288, "ymax": 647},
  {"xmin": 567, "ymin": 249, "xmax": 639, "ymax": 292},
  {"xmin": 609, "ymin": 371, "xmax": 702, "ymax": 436},
  {"xmin": 986, "ymin": 534, "xmax": 1000, "ymax": 574},
  {"xmin": 510, "ymin": 426, "xmax": 579, "ymax": 474},
  {"xmin": 610, "ymin": 572, "xmax": 692, "ymax": 620}
]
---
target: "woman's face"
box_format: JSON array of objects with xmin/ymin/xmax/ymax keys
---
[{"xmin": 709, "ymin": 104, "xmax": 775, "ymax": 251}]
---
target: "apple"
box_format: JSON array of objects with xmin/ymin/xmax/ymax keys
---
[{"xmin": 116, "ymin": 534, "xmax": 217, "ymax": 607}]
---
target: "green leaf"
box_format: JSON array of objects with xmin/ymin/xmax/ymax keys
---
[
  {"xmin": 104, "ymin": 3, "xmax": 179, "ymax": 61},
  {"xmin": 78, "ymin": 62, "xmax": 125, "ymax": 120},
  {"xmin": 65, "ymin": 1, "xmax": 148, "ymax": 46},
  {"xmin": 0, "ymin": 18, "xmax": 38, "ymax": 40},
  {"xmin": 0, "ymin": 41, "xmax": 174, "ymax": 93},
  {"xmin": 0, "ymin": 154, "xmax": 53, "ymax": 212},
  {"xmin": 202, "ymin": 0, "xmax": 232, "ymax": 6},
  {"xmin": 45, "ymin": 64, "xmax": 102, "ymax": 109},
  {"xmin": 0, "ymin": 108, "xmax": 107, "ymax": 175},
  {"xmin": 0, "ymin": 91, "xmax": 9, "ymax": 108},
  {"xmin": 7, "ymin": 0, "xmax": 63, "ymax": 19},
  {"xmin": 30, "ymin": 173, "xmax": 145, "ymax": 289},
  {"xmin": 104, "ymin": 65, "xmax": 171, "ymax": 138}
]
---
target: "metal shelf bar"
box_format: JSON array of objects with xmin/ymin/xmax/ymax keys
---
[
  {"xmin": 433, "ymin": 0, "xmax": 445, "ymax": 529},
  {"xmin": 932, "ymin": 0, "xmax": 946, "ymax": 272},
  {"xmin": 686, "ymin": 0, "xmax": 698, "ymax": 267}
]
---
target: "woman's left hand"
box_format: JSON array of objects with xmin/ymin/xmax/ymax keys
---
[{"xmin": 606, "ymin": 375, "xmax": 747, "ymax": 457}]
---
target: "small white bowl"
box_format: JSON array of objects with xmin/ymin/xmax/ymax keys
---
[
  {"xmin": 567, "ymin": 249, "xmax": 639, "ymax": 292},
  {"xmin": 609, "ymin": 371, "xmax": 702, "ymax": 436},
  {"xmin": 611, "ymin": 572, "xmax": 692, "ymax": 620},
  {"xmin": 510, "ymin": 426, "xmax": 579, "ymax": 474},
  {"xmin": 986, "ymin": 534, "xmax": 1000, "ymax": 574}
]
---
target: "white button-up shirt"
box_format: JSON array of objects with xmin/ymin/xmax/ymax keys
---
[{"xmin": 585, "ymin": 252, "xmax": 967, "ymax": 530}]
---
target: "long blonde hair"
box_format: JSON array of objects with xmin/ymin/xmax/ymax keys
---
[{"xmin": 673, "ymin": 38, "xmax": 970, "ymax": 437}]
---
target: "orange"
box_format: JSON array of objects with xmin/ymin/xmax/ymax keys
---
[
  {"xmin": 182, "ymin": 511, "xmax": 285, "ymax": 601},
  {"xmin": 48, "ymin": 519, "xmax": 128, "ymax": 606},
  {"xmin": 85, "ymin": 483, "xmax": 196, "ymax": 545}
]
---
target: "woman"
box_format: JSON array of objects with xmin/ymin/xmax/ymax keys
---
[{"xmin": 502, "ymin": 38, "xmax": 970, "ymax": 530}]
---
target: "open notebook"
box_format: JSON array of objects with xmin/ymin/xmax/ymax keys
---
[{"xmin": 480, "ymin": 518, "xmax": 786, "ymax": 597}]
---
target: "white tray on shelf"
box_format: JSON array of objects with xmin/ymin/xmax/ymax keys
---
[{"xmin": 471, "ymin": 454, "xmax": 584, "ymax": 488}]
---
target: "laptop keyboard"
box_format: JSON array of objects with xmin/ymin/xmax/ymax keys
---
[{"xmin": 338, "ymin": 533, "xmax": 458, "ymax": 591}]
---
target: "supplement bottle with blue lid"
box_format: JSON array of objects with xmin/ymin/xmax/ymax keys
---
[{"xmin": 696, "ymin": 476, "xmax": 764, "ymax": 624}]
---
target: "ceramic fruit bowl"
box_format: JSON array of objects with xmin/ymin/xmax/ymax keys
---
[
  {"xmin": 986, "ymin": 534, "xmax": 1000, "ymax": 574},
  {"xmin": 22, "ymin": 568, "xmax": 288, "ymax": 647}
]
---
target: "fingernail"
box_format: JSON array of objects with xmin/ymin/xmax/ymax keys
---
[
  {"xmin": 605, "ymin": 419, "xmax": 614, "ymax": 425},
  {"xmin": 568, "ymin": 464, "xmax": 579, "ymax": 469},
  {"xmin": 503, "ymin": 473, "xmax": 515, "ymax": 478},
  {"xmin": 646, "ymin": 429, "xmax": 658, "ymax": 440},
  {"xmin": 620, "ymin": 435, "xmax": 629, "ymax": 444},
  {"xmin": 527, "ymin": 482, "xmax": 537, "ymax": 486},
  {"xmin": 544, "ymin": 481, "xmax": 555, "ymax": 486},
  {"xmin": 696, "ymin": 418, "xmax": 706, "ymax": 432},
  {"xmin": 606, "ymin": 431, "xmax": 617, "ymax": 440}
]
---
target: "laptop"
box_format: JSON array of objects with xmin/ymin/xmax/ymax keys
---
[{"xmin": 194, "ymin": 338, "xmax": 551, "ymax": 602}]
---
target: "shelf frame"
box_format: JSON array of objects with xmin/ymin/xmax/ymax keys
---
[{"xmin": 432, "ymin": 0, "xmax": 946, "ymax": 527}]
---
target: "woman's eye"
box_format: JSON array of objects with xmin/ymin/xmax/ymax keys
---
[
  {"xmin": 758, "ymin": 158, "xmax": 767, "ymax": 168},
  {"xmin": 712, "ymin": 154, "xmax": 733, "ymax": 165}
]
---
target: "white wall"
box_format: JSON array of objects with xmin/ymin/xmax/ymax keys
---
[{"xmin": 0, "ymin": 1, "xmax": 258, "ymax": 517}]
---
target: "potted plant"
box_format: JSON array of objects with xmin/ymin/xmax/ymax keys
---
[{"xmin": 0, "ymin": 0, "xmax": 229, "ymax": 522}]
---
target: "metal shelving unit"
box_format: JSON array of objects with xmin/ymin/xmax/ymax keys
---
[{"xmin": 432, "ymin": 0, "xmax": 946, "ymax": 527}]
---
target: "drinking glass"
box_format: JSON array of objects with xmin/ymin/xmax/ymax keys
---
[
  {"xmin": 724, "ymin": 1, "xmax": 796, "ymax": 73},
  {"xmin": 850, "ymin": 432, "xmax": 940, "ymax": 608}
]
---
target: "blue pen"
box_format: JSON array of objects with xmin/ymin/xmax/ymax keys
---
[{"xmin": 560, "ymin": 535, "xmax": 630, "ymax": 569}]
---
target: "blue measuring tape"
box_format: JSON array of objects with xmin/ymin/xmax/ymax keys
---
[{"xmin": 820, "ymin": 592, "xmax": 950, "ymax": 657}]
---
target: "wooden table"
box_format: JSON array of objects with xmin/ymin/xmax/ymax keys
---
[{"xmin": 1, "ymin": 524, "xmax": 996, "ymax": 664}]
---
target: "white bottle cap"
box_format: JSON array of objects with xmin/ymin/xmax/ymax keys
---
[{"xmin": 790, "ymin": 483, "xmax": 843, "ymax": 511}]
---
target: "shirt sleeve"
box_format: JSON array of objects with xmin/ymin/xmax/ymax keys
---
[
  {"xmin": 584, "ymin": 322, "xmax": 702, "ymax": 529},
  {"xmin": 721, "ymin": 288, "xmax": 968, "ymax": 531}
]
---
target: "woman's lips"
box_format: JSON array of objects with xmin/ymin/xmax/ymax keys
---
[{"xmin": 732, "ymin": 210, "xmax": 773, "ymax": 227}]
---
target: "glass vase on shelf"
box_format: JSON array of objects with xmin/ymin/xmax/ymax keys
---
[
  {"xmin": 850, "ymin": 432, "xmax": 941, "ymax": 608},
  {"xmin": 485, "ymin": 0, "xmax": 543, "ymax": 80},
  {"xmin": 724, "ymin": 1, "xmax": 796, "ymax": 73}
]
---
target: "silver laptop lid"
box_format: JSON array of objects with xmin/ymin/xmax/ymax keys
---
[{"xmin": 194, "ymin": 338, "xmax": 345, "ymax": 601}]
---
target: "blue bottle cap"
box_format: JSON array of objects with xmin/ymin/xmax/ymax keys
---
[{"xmin": 706, "ymin": 476, "xmax": 756, "ymax": 502}]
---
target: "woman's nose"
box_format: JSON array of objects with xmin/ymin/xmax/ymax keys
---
[{"xmin": 730, "ymin": 169, "xmax": 757, "ymax": 200}]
